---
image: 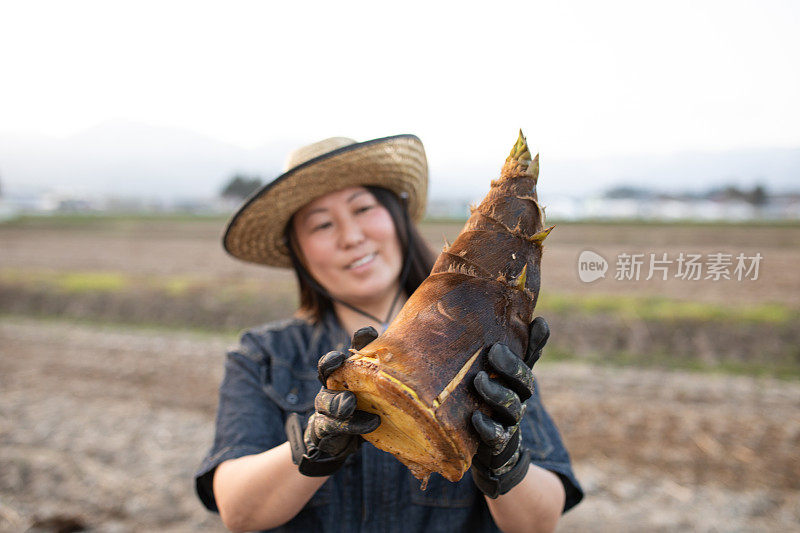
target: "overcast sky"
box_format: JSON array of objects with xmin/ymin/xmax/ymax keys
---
[{"xmin": 1, "ymin": 0, "xmax": 798, "ymax": 190}]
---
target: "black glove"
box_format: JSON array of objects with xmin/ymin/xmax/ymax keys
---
[
  {"xmin": 470, "ymin": 317, "xmax": 549, "ymax": 498},
  {"xmin": 285, "ymin": 327, "xmax": 381, "ymax": 477}
]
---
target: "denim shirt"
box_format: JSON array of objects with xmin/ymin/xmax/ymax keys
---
[{"xmin": 195, "ymin": 312, "xmax": 583, "ymax": 532}]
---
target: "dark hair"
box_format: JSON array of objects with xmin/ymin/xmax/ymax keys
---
[{"xmin": 285, "ymin": 186, "xmax": 436, "ymax": 323}]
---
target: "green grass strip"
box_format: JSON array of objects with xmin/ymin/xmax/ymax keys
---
[
  {"xmin": 537, "ymin": 292, "xmax": 797, "ymax": 324},
  {"xmin": 1, "ymin": 267, "xmax": 797, "ymax": 324},
  {"xmin": 540, "ymin": 346, "xmax": 800, "ymax": 381}
]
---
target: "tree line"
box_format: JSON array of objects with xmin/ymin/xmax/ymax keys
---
[{"xmin": 220, "ymin": 174, "xmax": 263, "ymax": 200}]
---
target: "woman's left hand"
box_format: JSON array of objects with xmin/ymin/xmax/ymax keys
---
[{"xmin": 470, "ymin": 317, "xmax": 550, "ymax": 498}]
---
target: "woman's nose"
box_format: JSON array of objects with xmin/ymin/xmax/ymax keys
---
[{"xmin": 338, "ymin": 217, "xmax": 366, "ymax": 248}]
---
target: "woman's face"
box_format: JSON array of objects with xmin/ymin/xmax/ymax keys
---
[{"xmin": 292, "ymin": 186, "xmax": 403, "ymax": 306}]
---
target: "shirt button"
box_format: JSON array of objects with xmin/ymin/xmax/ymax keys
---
[{"xmin": 286, "ymin": 393, "xmax": 299, "ymax": 405}]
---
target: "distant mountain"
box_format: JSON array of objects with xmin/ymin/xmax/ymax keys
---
[
  {"xmin": 1, "ymin": 120, "xmax": 798, "ymax": 201},
  {"xmin": 0, "ymin": 120, "xmax": 299, "ymax": 199}
]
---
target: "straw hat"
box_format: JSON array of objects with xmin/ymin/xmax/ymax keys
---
[{"xmin": 223, "ymin": 134, "xmax": 428, "ymax": 268}]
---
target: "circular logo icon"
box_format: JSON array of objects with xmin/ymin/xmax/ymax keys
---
[{"xmin": 577, "ymin": 250, "xmax": 608, "ymax": 283}]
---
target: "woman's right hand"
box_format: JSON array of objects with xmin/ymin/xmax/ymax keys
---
[{"xmin": 285, "ymin": 327, "xmax": 381, "ymax": 476}]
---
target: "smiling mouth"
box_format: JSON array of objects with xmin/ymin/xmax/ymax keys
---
[{"xmin": 346, "ymin": 252, "xmax": 378, "ymax": 269}]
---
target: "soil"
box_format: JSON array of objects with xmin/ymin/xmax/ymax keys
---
[
  {"xmin": 2, "ymin": 221, "xmax": 800, "ymax": 307},
  {"xmin": 1, "ymin": 318, "xmax": 798, "ymax": 532},
  {"xmin": 2, "ymin": 219, "xmax": 798, "ymax": 531}
]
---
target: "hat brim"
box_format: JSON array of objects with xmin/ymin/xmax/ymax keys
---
[{"xmin": 223, "ymin": 134, "xmax": 428, "ymax": 268}]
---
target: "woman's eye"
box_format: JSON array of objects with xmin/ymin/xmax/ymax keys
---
[
  {"xmin": 312, "ymin": 221, "xmax": 332, "ymax": 231},
  {"xmin": 355, "ymin": 205, "xmax": 374, "ymax": 214}
]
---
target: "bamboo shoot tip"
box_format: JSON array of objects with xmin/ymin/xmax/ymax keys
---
[
  {"xmin": 529, "ymin": 225, "xmax": 555, "ymax": 243},
  {"xmin": 515, "ymin": 264, "xmax": 528, "ymax": 290},
  {"xmin": 507, "ymin": 130, "xmax": 531, "ymax": 162}
]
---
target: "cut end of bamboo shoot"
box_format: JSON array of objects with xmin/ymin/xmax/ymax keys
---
[{"xmin": 327, "ymin": 354, "xmax": 472, "ymax": 482}]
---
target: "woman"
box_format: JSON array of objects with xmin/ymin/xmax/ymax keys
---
[{"xmin": 195, "ymin": 135, "xmax": 583, "ymax": 532}]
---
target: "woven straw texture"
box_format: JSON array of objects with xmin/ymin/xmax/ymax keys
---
[{"xmin": 223, "ymin": 134, "xmax": 428, "ymax": 268}]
